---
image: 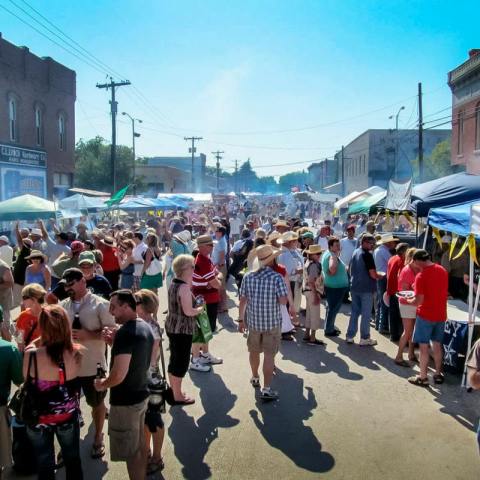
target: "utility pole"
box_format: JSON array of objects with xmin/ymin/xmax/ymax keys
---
[
  {"xmin": 234, "ymin": 159, "xmax": 238, "ymax": 193},
  {"xmin": 341, "ymin": 146, "xmax": 345, "ymax": 196},
  {"xmin": 184, "ymin": 136, "xmax": 203, "ymax": 192},
  {"xmin": 418, "ymin": 82, "xmax": 424, "ymax": 182},
  {"xmin": 96, "ymin": 77, "xmax": 131, "ymax": 193},
  {"xmin": 211, "ymin": 151, "xmax": 224, "ymax": 192},
  {"xmin": 122, "ymin": 112, "xmax": 142, "ymax": 196}
]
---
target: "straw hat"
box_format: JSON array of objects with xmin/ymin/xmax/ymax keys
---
[
  {"xmin": 305, "ymin": 244, "xmax": 323, "ymax": 256},
  {"xmin": 377, "ymin": 233, "xmax": 400, "ymax": 245},
  {"xmin": 256, "ymin": 245, "xmax": 282, "ymax": 266},
  {"xmin": 267, "ymin": 231, "xmax": 284, "ymax": 245},
  {"xmin": 274, "ymin": 219, "xmax": 289, "ymax": 228},
  {"xmin": 255, "ymin": 228, "xmax": 267, "ymax": 239},
  {"xmin": 174, "ymin": 230, "xmax": 191, "ymax": 243},
  {"xmin": 25, "ymin": 249, "xmax": 46, "ymax": 261},
  {"xmin": 281, "ymin": 231, "xmax": 299, "ymax": 243},
  {"xmin": 196, "ymin": 234, "xmax": 214, "ymax": 246}
]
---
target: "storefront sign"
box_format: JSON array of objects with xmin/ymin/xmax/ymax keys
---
[{"xmin": 0, "ymin": 144, "xmax": 47, "ymax": 168}]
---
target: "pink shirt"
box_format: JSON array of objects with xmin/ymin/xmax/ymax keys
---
[{"xmin": 398, "ymin": 265, "xmax": 416, "ymax": 305}]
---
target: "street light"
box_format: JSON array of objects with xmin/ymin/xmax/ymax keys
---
[
  {"xmin": 388, "ymin": 106, "xmax": 405, "ymax": 179},
  {"xmin": 122, "ymin": 112, "xmax": 142, "ymax": 195}
]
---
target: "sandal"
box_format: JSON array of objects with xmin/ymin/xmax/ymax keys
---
[
  {"xmin": 91, "ymin": 443, "xmax": 106, "ymax": 459},
  {"xmin": 407, "ymin": 375, "xmax": 429, "ymax": 387},
  {"xmin": 394, "ymin": 359, "xmax": 411, "ymax": 368},
  {"xmin": 171, "ymin": 397, "xmax": 195, "ymax": 406},
  {"xmin": 147, "ymin": 457, "xmax": 165, "ymax": 475},
  {"xmin": 307, "ymin": 339, "xmax": 326, "ymax": 346},
  {"xmin": 433, "ymin": 373, "xmax": 445, "ymax": 384}
]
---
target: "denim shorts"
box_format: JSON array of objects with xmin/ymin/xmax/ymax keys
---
[{"xmin": 413, "ymin": 316, "xmax": 445, "ymax": 344}]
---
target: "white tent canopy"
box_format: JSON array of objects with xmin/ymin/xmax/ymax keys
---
[
  {"xmin": 334, "ymin": 186, "xmax": 386, "ymax": 210},
  {"xmin": 157, "ymin": 193, "xmax": 212, "ymax": 203}
]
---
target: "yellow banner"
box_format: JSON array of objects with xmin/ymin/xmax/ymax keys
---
[
  {"xmin": 453, "ymin": 236, "xmax": 468, "ymax": 260},
  {"xmin": 404, "ymin": 212, "xmax": 414, "ymax": 227},
  {"xmin": 449, "ymin": 233, "xmax": 458, "ymax": 259},
  {"xmin": 468, "ymin": 234, "xmax": 479, "ymax": 266},
  {"xmin": 432, "ymin": 227, "xmax": 443, "ymax": 248}
]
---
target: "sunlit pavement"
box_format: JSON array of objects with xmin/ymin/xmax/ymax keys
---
[{"xmin": 6, "ymin": 283, "xmax": 479, "ymax": 479}]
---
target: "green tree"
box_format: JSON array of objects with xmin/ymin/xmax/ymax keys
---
[
  {"xmin": 256, "ymin": 176, "xmax": 278, "ymax": 194},
  {"xmin": 238, "ymin": 159, "xmax": 258, "ymax": 191},
  {"xmin": 278, "ymin": 170, "xmax": 308, "ymax": 193},
  {"xmin": 411, "ymin": 139, "xmax": 463, "ymax": 182},
  {"xmin": 74, "ymin": 137, "xmax": 144, "ymax": 192}
]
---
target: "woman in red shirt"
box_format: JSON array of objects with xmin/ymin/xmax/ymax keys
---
[
  {"xmin": 15, "ymin": 283, "xmax": 46, "ymax": 351},
  {"xmin": 395, "ymin": 248, "xmax": 420, "ymax": 366}
]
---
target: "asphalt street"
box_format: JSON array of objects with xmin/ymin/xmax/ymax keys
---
[{"xmin": 6, "ymin": 283, "xmax": 480, "ymax": 479}]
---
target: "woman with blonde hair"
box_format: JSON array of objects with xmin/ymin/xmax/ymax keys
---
[
  {"xmin": 165, "ymin": 254, "xmax": 204, "ymax": 405},
  {"xmin": 395, "ymin": 247, "xmax": 420, "ymax": 365},
  {"xmin": 15, "ymin": 283, "xmax": 46, "ymax": 351},
  {"xmin": 24, "ymin": 304, "xmax": 83, "ymax": 479},
  {"xmin": 141, "ymin": 233, "xmax": 163, "ymax": 293},
  {"xmin": 134, "ymin": 289, "xmax": 164, "ymax": 475}
]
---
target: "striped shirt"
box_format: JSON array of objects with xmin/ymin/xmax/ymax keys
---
[
  {"xmin": 192, "ymin": 252, "xmax": 220, "ymax": 304},
  {"xmin": 240, "ymin": 266, "xmax": 288, "ymax": 331}
]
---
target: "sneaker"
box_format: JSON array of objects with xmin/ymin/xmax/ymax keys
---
[
  {"xmin": 200, "ymin": 352, "xmax": 223, "ymax": 365},
  {"xmin": 190, "ymin": 360, "xmax": 211, "ymax": 372},
  {"xmin": 260, "ymin": 388, "xmax": 279, "ymax": 400},
  {"xmin": 359, "ymin": 338, "xmax": 378, "ymax": 347},
  {"xmin": 250, "ymin": 377, "xmax": 260, "ymax": 388},
  {"xmin": 346, "ymin": 337, "xmax": 355, "ymax": 344}
]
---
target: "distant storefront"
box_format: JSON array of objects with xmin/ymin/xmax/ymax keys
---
[{"xmin": 0, "ymin": 143, "xmax": 47, "ymax": 200}]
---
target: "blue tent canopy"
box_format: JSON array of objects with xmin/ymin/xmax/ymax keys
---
[
  {"xmin": 411, "ymin": 172, "xmax": 480, "ymax": 217},
  {"xmin": 114, "ymin": 197, "xmax": 184, "ymax": 211},
  {"xmin": 428, "ymin": 201, "xmax": 478, "ymax": 238}
]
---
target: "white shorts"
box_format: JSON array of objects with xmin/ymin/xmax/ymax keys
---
[{"xmin": 399, "ymin": 303, "xmax": 417, "ymax": 319}]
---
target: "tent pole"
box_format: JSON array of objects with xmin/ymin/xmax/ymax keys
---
[
  {"xmin": 422, "ymin": 225, "xmax": 429, "ymax": 249},
  {"xmin": 462, "ymin": 254, "xmax": 476, "ymax": 387},
  {"xmin": 415, "ymin": 217, "xmax": 419, "ymax": 247}
]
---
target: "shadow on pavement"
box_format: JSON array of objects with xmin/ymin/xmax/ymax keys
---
[
  {"xmin": 280, "ymin": 335, "xmax": 363, "ymax": 381},
  {"xmin": 249, "ymin": 369, "xmax": 335, "ymax": 473},
  {"xmin": 168, "ymin": 371, "xmax": 239, "ymax": 480}
]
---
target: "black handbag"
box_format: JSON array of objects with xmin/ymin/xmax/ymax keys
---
[{"xmin": 8, "ymin": 351, "xmax": 40, "ymax": 426}]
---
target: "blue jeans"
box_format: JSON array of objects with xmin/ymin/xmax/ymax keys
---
[
  {"xmin": 375, "ymin": 277, "xmax": 389, "ymax": 330},
  {"xmin": 27, "ymin": 418, "xmax": 83, "ymax": 480},
  {"xmin": 325, "ymin": 286, "xmax": 348, "ymax": 334},
  {"xmin": 347, "ymin": 292, "xmax": 374, "ymax": 340}
]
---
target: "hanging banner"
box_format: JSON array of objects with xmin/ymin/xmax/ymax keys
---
[
  {"xmin": 432, "ymin": 227, "xmax": 443, "ymax": 248},
  {"xmin": 449, "ymin": 234, "xmax": 459, "ymax": 259},
  {"xmin": 384, "ymin": 178, "xmax": 412, "ymax": 211}
]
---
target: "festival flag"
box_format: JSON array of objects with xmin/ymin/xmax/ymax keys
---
[{"xmin": 105, "ymin": 185, "xmax": 130, "ymax": 207}]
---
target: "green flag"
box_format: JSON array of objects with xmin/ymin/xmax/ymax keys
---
[{"xmin": 105, "ymin": 184, "xmax": 130, "ymax": 207}]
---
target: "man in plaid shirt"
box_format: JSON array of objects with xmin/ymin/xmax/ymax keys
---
[{"xmin": 238, "ymin": 245, "xmax": 288, "ymax": 400}]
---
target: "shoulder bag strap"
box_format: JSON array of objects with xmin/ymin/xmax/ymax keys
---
[
  {"xmin": 24, "ymin": 322, "xmax": 38, "ymax": 347},
  {"xmin": 27, "ymin": 350, "xmax": 38, "ymax": 385}
]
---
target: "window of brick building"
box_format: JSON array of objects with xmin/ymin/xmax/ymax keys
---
[
  {"xmin": 35, "ymin": 106, "xmax": 44, "ymax": 146},
  {"xmin": 475, "ymin": 103, "xmax": 480, "ymax": 151},
  {"xmin": 9, "ymin": 98, "xmax": 17, "ymax": 142},
  {"xmin": 58, "ymin": 114, "xmax": 66, "ymax": 150},
  {"xmin": 457, "ymin": 110, "xmax": 464, "ymax": 155}
]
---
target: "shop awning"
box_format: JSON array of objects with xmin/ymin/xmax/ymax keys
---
[{"xmin": 0, "ymin": 194, "xmax": 56, "ymax": 221}]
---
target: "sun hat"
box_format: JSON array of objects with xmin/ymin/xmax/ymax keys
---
[
  {"xmin": 255, "ymin": 228, "xmax": 267, "ymax": 239},
  {"xmin": 377, "ymin": 234, "xmax": 400, "ymax": 245},
  {"xmin": 281, "ymin": 231, "xmax": 299, "ymax": 243},
  {"xmin": 256, "ymin": 245, "xmax": 282, "ymax": 266},
  {"xmin": 174, "ymin": 230, "xmax": 192, "ymax": 243},
  {"xmin": 30, "ymin": 228, "xmax": 42, "ymax": 237},
  {"xmin": 267, "ymin": 231, "xmax": 284, "ymax": 245},
  {"xmin": 274, "ymin": 219, "xmax": 289, "ymax": 228},
  {"xmin": 196, "ymin": 234, "xmax": 214, "ymax": 246},
  {"xmin": 305, "ymin": 244, "xmax": 323, "ymax": 255},
  {"xmin": 25, "ymin": 250, "xmax": 46, "ymax": 261},
  {"xmin": 0, "ymin": 235, "xmax": 9, "ymax": 244},
  {"xmin": 78, "ymin": 251, "xmax": 96, "ymax": 265}
]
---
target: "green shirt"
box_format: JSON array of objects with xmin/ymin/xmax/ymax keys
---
[
  {"xmin": 321, "ymin": 251, "xmax": 349, "ymax": 289},
  {"xmin": 52, "ymin": 256, "xmax": 79, "ymax": 279},
  {"xmin": 0, "ymin": 339, "xmax": 23, "ymax": 406}
]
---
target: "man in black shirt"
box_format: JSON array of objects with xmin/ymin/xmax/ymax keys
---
[{"xmin": 94, "ymin": 290, "xmax": 153, "ymax": 479}]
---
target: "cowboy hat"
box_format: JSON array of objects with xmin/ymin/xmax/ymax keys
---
[
  {"xmin": 281, "ymin": 231, "xmax": 299, "ymax": 243},
  {"xmin": 25, "ymin": 249, "xmax": 46, "ymax": 261},
  {"xmin": 256, "ymin": 245, "xmax": 281, "ymax": 266},
  {"xmin": 196, "ymin": 234, "xmax": 214, "ymax": 246},
  {"xmin": 274, "ymin": 219, "xmax": 289, "ymax": 228},
  {"xmin": 174, "ymin": 230, "xmax": 192, "ymax": 243},
  {"xmin": 267, "ymin": 231, "xmax": 284, "ymax": 245},
  {"xmin": 305, "ymin": 244, "xmax": 323, "ymax": 255},
  {"xmin": 377, "ymin": 233, "xmax": 400, "ymax": 245}
]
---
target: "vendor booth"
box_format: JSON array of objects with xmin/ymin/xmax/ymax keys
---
[
  {"xmin": 427, "ymin": 200, "xmax": 480, "ymax": 385},
  {"xmin": 0, "ymin": 194, "xmax": 56, "ymax": 221}
]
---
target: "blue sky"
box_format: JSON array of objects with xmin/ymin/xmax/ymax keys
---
[{"xmin": 0, "ymin": 0, "xmax": 477, "ymax": 177}]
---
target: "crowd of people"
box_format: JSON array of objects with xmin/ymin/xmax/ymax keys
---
[{"xmin": 0, "ymin": 201, "xmax": 479, "ymax": 479}]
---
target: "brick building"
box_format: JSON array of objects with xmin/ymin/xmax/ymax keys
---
[
  {"xmin": 0, "ymin": 34, "xmax": 76, "ymax": 200},
  {"xmin": 448, "ymin": 49, "xmax": 480, "ymax": 175}
]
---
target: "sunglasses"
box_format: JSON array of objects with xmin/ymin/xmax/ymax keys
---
[{"xmin": 65, "ymin": 280, "xmax": 78, "ymax": 288}]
